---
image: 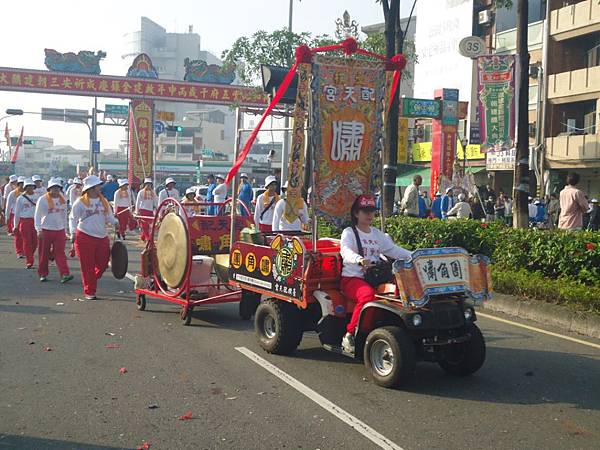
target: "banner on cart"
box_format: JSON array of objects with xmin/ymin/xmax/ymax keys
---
[{"xmin": 311, "ymin": 55, "xmax": 386, "ymax": 227}]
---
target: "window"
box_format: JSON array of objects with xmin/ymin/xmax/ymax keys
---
[
  {"xmin": 220, "ymin": 130, "xmax": 225, "ymax": 140},
  {"xmin": 495, "ymin": 0, "xmax": 545, "ymax": 33},
  {"xmin": 587, "ymin": 43, "xmax": 600, "ymax": 69}
]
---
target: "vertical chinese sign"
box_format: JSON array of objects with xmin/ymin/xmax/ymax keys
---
[
  {"xmin": 397, "ymin": 118, "xmax": 409, "ymax": 164},
  {"xmin": 478, "ymin": 55, "xmax": 515, "ymax": 152},
  {"xmin": 311, "ymin": 55, "xmax": 386, "ymax": 227},
  {"xmin": 430, "ymin": 88, "xmax": 459, "ymax": 196},
  {"xmin": 128, "ymin": 100, "xmax": 154, "ymax": 187}
]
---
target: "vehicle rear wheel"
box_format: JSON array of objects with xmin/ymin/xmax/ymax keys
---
[
  {"xmin": 438, "ymin": 324, "xmax": 486, "ymax": 376},
  {"xmin": 255, "ymin": 299, "xmax": 302, "ymax": 355},
  {"xmin": 136, "ymin": 293, "xmax": 146, "ymax": 311},
  {"xmin": 364, "ymin": 326, "xmax": 416, "ymax": 388},
  {"xmin": 181, "ymin": 305, "xmax": 193, "ymax": 326},
  {"xmin": 239, "ymin": 290, "xmax": 261, "ymax": 320}
]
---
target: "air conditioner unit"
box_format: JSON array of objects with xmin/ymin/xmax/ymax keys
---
[{"xmin": 478, "ymin": 10, "xmax": 492, "ymax": 25}]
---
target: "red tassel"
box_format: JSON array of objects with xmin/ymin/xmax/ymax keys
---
[
  {"xmin": 295, "ymin": 45, "xmax": 313, "ymax": 64},
  {"xmin": 341, "ymin": 38, "xmax": 359, "ymax": 55},
  {"xmin": 386, "ymin": 54, "xmax": 407, "ymax": 72}
]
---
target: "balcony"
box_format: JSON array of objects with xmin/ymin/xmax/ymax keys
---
[
  {"xmin": 547, "ymin": 65, "xmax": 600, "ymax": 103},
  {"xmin": 545, "ymin": 134, "xmax": 600, "ymax": 168},
  {"xmin": 550, "ymin": 0, "xmax": 600, "ymax": 41}
]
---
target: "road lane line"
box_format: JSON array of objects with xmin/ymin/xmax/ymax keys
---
[
  {"xmin": 478, "ymin": 312, "xmax": 600, "ymax": 350},
  {"xmin": 235, "ymin": 346, "xmax": 404, "ymax": 450}
]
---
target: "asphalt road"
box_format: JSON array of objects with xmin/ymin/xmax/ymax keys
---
[{"xmin": 1, "ymin": 232, "xmax": 599, "ymax": 450}]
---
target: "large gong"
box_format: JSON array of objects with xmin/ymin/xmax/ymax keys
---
[{"xmin": 156, "ymin": 212, "xmax": 189, "ymax": 288}]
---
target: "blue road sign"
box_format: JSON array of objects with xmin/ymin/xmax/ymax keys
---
[
  {"xmin": 92, "ymin": 140, "xmax": 101, "ymax": 154},
  {"xmin": 154, "ymin": 120, "xmax": 165, "ymax": 135}
]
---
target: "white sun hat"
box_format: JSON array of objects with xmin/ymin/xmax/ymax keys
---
[
  {"xmin": 264, "ymin": 175, "xmax": 277, "ymax": 187},
  {"xmin": 23, "ymin": 178, "xmax": 36, "ymax": 188},
  {"xmin": 47, "ymin": 178, "xmax": 62, "ymax": 189},
  {"xmin": 165, "ymin": 177, "xmax": 176, "ymax": 185},
  {"xmin": 82, "ymin": 175, "xmax": 103, "ymax": 192}
]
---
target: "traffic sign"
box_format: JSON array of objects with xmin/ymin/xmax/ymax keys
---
[
  {"xmin": 400, "ymin": 98, "xmax": 441, "ymax": 119},
  {"xmin": 469, "ymin": 123, "xmax": 481, "ymax": 145},
  {"xmin": 154, "ymin": 120, "xmax": 165, "ymax": 135},
  {"xmin": 458, "ymin": 36, "xmax": 486, "ymax": 59},
  {"xmin": 92, "ymin": 140, "xmax": 100, "ymax": 154},
  {"xmin": 105, "ymin": 104, "xmax": 129, "ymax": 119}
]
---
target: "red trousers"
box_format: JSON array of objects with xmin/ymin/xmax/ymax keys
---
[
  {"xmin": 10, "ymin": 213, "xmax": 23, "ymax": 255},
  {"xmin": 341, "ymin": 277, "xmax": 376, "ymax": 334},
  {"xmin": 18, "ymin": 218, "xmax": 37, "ymax": 265},
  {"xmin": 138, "ymin": 208, "xmax": 153, "ymax": 241},
  {"xmin": 7, "ymin": 212, "xmax": 14, "ymax": 234},
  {"xmin": 116, "ymin": 206, "xmax": 131, "ymax": 236},
  {"xmin": 74, "ymin": 230, "xmax": 110, "ymax": 296},
  {"xmin": 38, "ymin": 229, "xmax": 70, "ymax": 277},
  {"xmin": 259, "ymin": 223, "xmax": 272, "ymax": 232}
]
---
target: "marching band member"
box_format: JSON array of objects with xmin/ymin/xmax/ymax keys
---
[
  {"xmin": 13, "ymin": 179, "xmax": 39, "ymax": 269},
  {"xmin": 32, "ymin": 175, "xmax": 45, "ymax": 199},
  {"xmin": 69, "ymin": 175, "xmax": 118, "ymax": 300},
  {"xmin": 67, "ymin": 177, "xmax": 83, "ymax": 207},
  {"xmin": 114, "ymin": 178, "xmax": 134, "ymax": 239},
  {"xmin": 3, "ymin": 174, "xmax": 18, "ymax": 202},
  {"xmin": 135, "ymin": 177, "xmax": 158, "ymax": 241},
  {"xmin": 5, "ymin": 176, "xmax": 25, "ymax": 256},
  {"xmin": 158, "ymin": 177, "xmax": 179, "ymax": 204},
  {"xmin": 254, "ymin": 176, "xmax": 279, "ymax": 232},
  {"xmin": 35, "ymin": 178, "xmax": 72, "ymax": 283},
  {"xmin": 181, "ymin": 187, "xmax": 201, "ymax": 217}
]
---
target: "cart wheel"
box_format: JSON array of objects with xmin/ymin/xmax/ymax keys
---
[
  {"xmin": 136, "ymin": 294, "xmax": 146, "ymax": 311},
  {"xmin": 438, "ymin": 324, "xmax": 486, "ymax": 376},
  {"xmin": 255, "ymin": 299, "xmax": 302, "ymax": 355},
  {"xmin": 364, "ymin": 326, "xmax": 416, "ymax": 389},
  {"xmin": 181, "ymin": 306, "xmax": 193, "ymax": 326}
]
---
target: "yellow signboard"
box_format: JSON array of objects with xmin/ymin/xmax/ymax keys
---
[
  {"xmin": 412, "ymin": 141, "xmax": 484, "ymax": 162},
  {"xmin": 397, "ymin": 118, "xmax": 409, "ymax": 163},
  {"xmin": 156, "ymin": 111, "xmax": 175, "ymax": 122}
]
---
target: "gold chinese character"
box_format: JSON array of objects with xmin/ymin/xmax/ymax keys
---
[
  {"xmin": 86, "ymin": 79, "xmax": 96, "ymax": 90},
  {"xmin": 122, "ymin": 81, "xmax": 131, "ymax": 93},
  {"xmin": 195, "ymin": 235, "xmax": 212, "ymax": 252},
  {"xmin": 199, "ymin": 88, "xmax": 208, "ymax": 98},
  {"xmin": 178, "ymin": 86, "xmax": 187, "ymax": 97},
  {"xmin": 221, "ymin": 90, "xmax": 230, "ymax": 100},
  {"xmin": 210, "ymin": 89, "xmax": 220, "ymax": 99},
  {"xmin": 188, "ymin": 86, "xmax": 197, "ymax": 98},
  {"xmin": 36, "ymin": 75, "xmax": 47, "ymax": 87},
  {"xmin": 0, "ymin": 73, "xmax": 8, "ymax": 84},
  {"xmin": 11, "ymin": 73, "xmax": 22, "ymax": 85},
  {"xmin": 145, "ymin": 83, "xmax": 156, "ymax": 95},
  {"xmin": 99, "ymin": 80, "xmax": 109, "ymax": 91},
  {"xmin": 219, "ymin": 234, "xmax": 231, "ymax": 251},
  {"xmin": 111, "ymin": 80, "xmax": 120, "ymax": 92},
  {"xmin": 23, "ymin": 75, "xmax": 34, "ymax": 87},
  {"xmin": 168, "ymin": 84, "xmax": 177, "ymax": 96},
  {"xmin": 157, "ymin": 84, "xmax": 165, "ymax": 95},
  {"xmin": 74, "ymin": 78, "xmax": 85, "ymax": 89},
  {"xmin": 63, "ymin": 77, "xmax": 73, "ymax": 89},
  {"xmin": 134, "ymin": 82, "xmax": 143, "ymax": 94}
]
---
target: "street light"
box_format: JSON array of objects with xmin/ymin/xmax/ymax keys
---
[
  {"xmin": 460, "ymin": 137, "xmax": 469, "ymax": 175},
  {"xmin": 5, "ymin": 109, "xmax": 23, "ymax": 116}
]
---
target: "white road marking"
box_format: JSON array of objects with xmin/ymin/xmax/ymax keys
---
[
  {"xmin": 478, "ymin": 311, "xmax": 600, "ymax": 350},
  {"xmin": 235, "ymin": 346, "xmax": 404, "ymax": 450}
]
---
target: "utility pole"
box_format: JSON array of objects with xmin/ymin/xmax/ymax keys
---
[
  {"xmin": 513, "ymin": 0, "xmax": 530, "ymax": 228},
  {"xmin": 280, "ymin": 0, "xmax": 294, "ymax": 186},
  {"xmin": 381, "ymin": 0, "xmax": 401, "ymax": 217}
]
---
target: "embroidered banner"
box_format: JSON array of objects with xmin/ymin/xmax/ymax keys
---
[
  {"xmin": 311, "ymin": 55, "xmax": 386, "ymax": 227},
  {"xmin": 128, "ymin": 100, "xmax": 153, "ymax": 187}
]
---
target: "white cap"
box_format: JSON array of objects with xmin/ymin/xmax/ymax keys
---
[
  {"xmin": 82, "ymin": 175, "xmax": 103, "ymax": 192},
  {"xmin": 445, "ymin": 187, "xmax": 453, "ymax": 193},
  {"xmin": 458, "ymin": 193, "xmax": 466, "ymax": 201},
  {"xmin": 17, "ymin": 176, "xmax": 26, "ymax": 183},
  {"xmin": 9, "ymin": 175, "xmax": 18, "ymax": 182},
  {"xmin": 23, "ymin": 178, "xmax": 35, "ymax": 188},
  {"xmin": 67, "ymin": 178, "xmax": 73, "ymax": 184},
  {"xmin": 165, "ymin": 177, "xmax": 176, "ymax": 185},
  {"xmin": 240, "ymin": 173, "xmax": 248, "ymax": 179},
  {"xmin": 591, "ymin": 198, "xmax": 598, "ymax": 203},
  {"xmin": 534, "ymin": 200, "xmax": 541, "ymax": 205},
  {"xmin": 282, "ymin": 181, "xmax": 289, "ymax": 189},
  {"xmin": 264, "ymin": 175, "xmax": 277, "ymax": 187},
  {"xmin": 216, "ymin": 174, "xmax": 225, "ymax": 180},
  {"xmin": 32, "ymin": 175, "xmax": 42, "ymax": 182},
  {"xmin": 107, "ymin": 174, "xmax": 114, "ymax": 181},
  {"xmin": 435, "ymin": 191, "xmax": 441, "ymax": 196},
  {"xmin": 185, "ymin": 187, "xmax": 197, "ymax": 195},
  {"xmin": 528, "ymin": 196, "xmax": 533, "ymax": 201},
  {"xmin": 47, "ymin": 178, "xmax": 62, "ymax": 189},
  {"xmin": 118, "ymin": 178, "xmax": 129, "ymax": 187},
  {"xmin": 73, "ymin": 177, "xmax": 82, "ymax": 185},
  {"xmin": 143, "ymin": 177, "xmax": 153, "ymax": 184}
]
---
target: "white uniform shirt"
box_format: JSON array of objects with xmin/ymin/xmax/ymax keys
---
[
  {"xmin": 158, "ymin": 188, "xmax": 180, "ymax": 205},
  {"xmin": 446, "ymin": 201, "xmax": 472, "ymax": 219},
  {"xmin": 528, "ymin": 203, "xmax": 538, "ymax": 219},
  {"xmin": 4, "ymin": 189, "xmax": 19, "ymax": 217},
  {"xmin": 254, "ymin": 193, "xmax": 278, "ymax": 226},
  {"xmin": 13, "ymin": 193, "xmax": 38, "ymax": 228},
  {"xmin": 69, "ymin": 186, "xmax": 82, "ymax": 206},
  {"xmin": 340, "ymin": 226, "xmax": 412, "ymax": 279},
  {"xmin": 136, "ymin": 188, "xmax": 158, "ymax": 212},
  {"xmin": 35, "ymin": 194, "xmax": 68, "ymax": 232},
  {"xmin": 69, "ymin": 197, "xmax": 117, "ymax": 239},
  {"xmin": 3, "ymin": 183, "xmax": 15, "ymax": 201},
  {"xmin": 272, "ymin": 199, "xmax": 309, "ymax": 231},
  {"xmin": 213, "ymin": 183, "xmax": 227, "ymax": 203},
  {"xmin": 33, "ymin": 186, "xmax": 45, "ymax": 200},
  {"xmin": 114, "ymin": 188, "xmax": 134, "ymax": 208}
]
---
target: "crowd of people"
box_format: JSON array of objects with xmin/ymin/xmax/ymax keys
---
[{"xmin": 397, "ymin": 172, "xmax": 599, "ymax": 232}]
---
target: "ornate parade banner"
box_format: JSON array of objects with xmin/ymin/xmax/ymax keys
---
[
  {"xmin": 477, "ymin": 55, "xmax": 516, "ymax": 152},
  {"xmin": 311, "ymin": 55, "xmax": 386, "ymax": 226},
  {"xmin": 128, "ymin": 100, "xmax": 153, "ymax": 186},
  {"xmin": 0, "ymin": 67, "xmax": 267, "ymax": 106}
]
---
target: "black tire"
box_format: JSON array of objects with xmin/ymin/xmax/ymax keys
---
[
  {"xmin": 239, "ymin": 291, "xmax": 261, "ymax": 320},
  {"xmin": 363, "ymin": 326, "xmax": 416, "ymax": 389},
  {"xmin": 136, "ymin": 294, "xmax": 146, "ymax": 311},
  {"xmin": 181, "ymin": 306, "xmax": 193, "ymax": 326},
  {"xmin": 438, "ymin": 324, "xmax": 486, "ymax": 376},
  {"xmin": 255, "ymin": 299, "xmax": 302, "ymax": 355}
]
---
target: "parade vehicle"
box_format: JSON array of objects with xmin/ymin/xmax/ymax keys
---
[{"xmin": 133, "ymin": 198, "xmax": 254, "ymax": 325}]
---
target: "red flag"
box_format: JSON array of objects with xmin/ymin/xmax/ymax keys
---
[
  {"xmin": 4, "ymin": 123, "xmax": 11, "ymax": 153},
  {"xmin": 10, "ymin": 126, "xmax": 24, "ymax": 164}
]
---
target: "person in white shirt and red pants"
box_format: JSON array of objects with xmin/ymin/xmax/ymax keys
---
[
  {"xmin": 114, "ymin": 179, "xmax": 134, "ymax": 239},
  {"xmin": 35, "ymin": 178, "xmax": 73, "ymax": 283},
  {"xmin": 135, "ymin": 177, "xmax": 158, "ymax": 242},
  {"xmin": 69, "ymin": 176, "xmax": 118, "ymax": 300},
  {"xmin": 339, "ymin": 194, "xmax": 412, "ymax": 354},
  {"xmin": 13, "ymin": 179, "xmax": 39, "ymax": 269}
]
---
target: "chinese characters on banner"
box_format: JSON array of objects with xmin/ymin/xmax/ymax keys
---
[
  {"xmin": 0, "ymin": 68, "xmax": 268, "ymax": 107},
  {"xmin": 128, "ymin": 100, "xmax": 153, "ymax": 186},
  {"xmin": 189, "ymin": 215, "xmax": 251, "ymax": 254},
  {"xmin": 397, "ymin": 118, "xmax": 409, "ymax": 164},
  {"xmin": 430, "ymin": 88, "xmax": 459, "ymax": 197},
  {"xmin": 477, "ymin": 55, "xmax": 516, "ymax": 152},
  {"xmin": 311, "ymin": 55, "xmax": 386, "ymax": 227}
]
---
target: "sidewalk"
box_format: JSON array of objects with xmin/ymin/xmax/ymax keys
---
[{"xmin": 480, "ymin": 293, "xmax": 600, "ymax": 339}]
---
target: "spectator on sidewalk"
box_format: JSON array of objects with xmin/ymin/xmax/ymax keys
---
[
  {"xmin": 558, "ymin": 172, "xmax": 589, "ymax": 231},
  {"xmin": 431, "ymin": 191, "xmax": 442, "ymax": 219},
  {"xmin": 400, "ymin": 175, "xmax": 421, "ymax": 217},
  {"xmin": 547, "ymin": 193, "xmax": 560, "ymax": 228},
  {"xmin": 588, "ymin": 199, "xmax": 599, "ymax": 231},
  {"xmin": 446, "ymin": 193, "xmax": 472, "ymax": 219},
  {"xmin": 484, "ymin": 196, "xmax": 496, "ymax": 222},
  {"xmin": 441, "ymin": 187, "xmax": 455, "ymax": 220}
]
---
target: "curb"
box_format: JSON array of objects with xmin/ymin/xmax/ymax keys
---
[{"xmin": 479, "ymin": 293, "xmax": 600, "ymax": 339}]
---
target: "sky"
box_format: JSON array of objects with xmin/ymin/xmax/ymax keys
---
[{"xmin": 0, "ymin": 0, "xmax": 414, "ymax": 153}]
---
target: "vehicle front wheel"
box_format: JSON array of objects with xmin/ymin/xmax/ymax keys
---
[
  {"xmin": 364, "ymin": 326, "xmax": 416, "ymax": 388},
  {"xmin": 255, "ymin": 299, "xmax": 302, "ymax": 355},
  {"xmin": 239, "ymin": 290, "xmax": 261, "ymax": 320},
  {"xmin": 438, "ymin": 324, "xmax": 486, "ymax": 376}
]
